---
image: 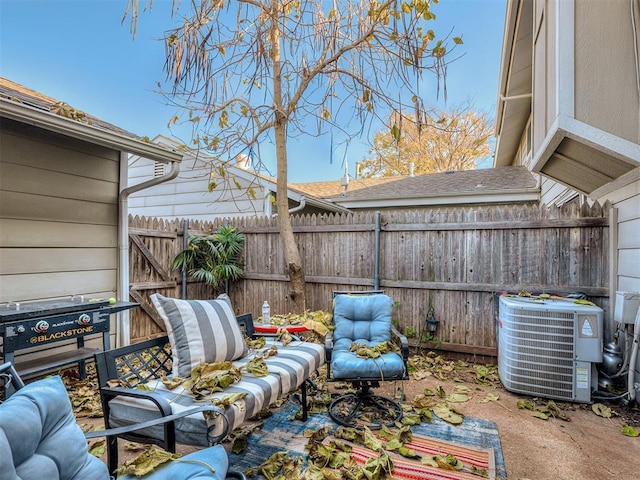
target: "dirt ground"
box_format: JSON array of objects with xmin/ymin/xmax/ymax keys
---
[{"xmin": 76, "ymin": 353, "xmax": 640, "ymax": 480}]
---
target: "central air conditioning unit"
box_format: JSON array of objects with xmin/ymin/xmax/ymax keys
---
[{"xmin": 498, "ymin": 295, "xmax": 604, "ymax": 403}]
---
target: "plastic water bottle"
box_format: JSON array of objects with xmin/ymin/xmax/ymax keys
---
[{"xmin": 261, "ymin": 301, "xmax": 270, "ymax": 325}]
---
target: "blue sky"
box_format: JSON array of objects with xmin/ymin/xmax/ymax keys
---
[{"xmin": 0, "ymin": 0, "xmax": 506, "ymax": 183}]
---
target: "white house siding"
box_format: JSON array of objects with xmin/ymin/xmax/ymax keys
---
[
  {"xmin": 574, "ymin": 0, "xmax": 640, "ymax": 143},
  {"xmin": 601, "ymin": 180, "xmax": 640, "ymax": 293},
  {"xmin": 128, "ymin": 155, "xmax": 268, "ymax": 220},
  {"xmin": 0, "ymin": 120, "xmax": 120, "ymax": 364},
  {"xmin": 539, "ymin": 177, "xmax": 579, "ymax": 206},
  {"xmin": 531, "ymin": 0, "xmax": 558, "ymax": 155},
  {"xmin": 600, "ymin": 179, "xmax": 640, "ymax": 381},
  {"xmin": 531, "ymin": 0, "xmax": 640, "ymax": 147}
]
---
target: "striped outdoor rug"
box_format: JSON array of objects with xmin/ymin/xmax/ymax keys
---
[
  {"xmin": 346, "ymin": 435, "xmax": 496, "ymax": 480},
  {"xmin": 228, "ymin": 400, "xmax": 506, "ymax": 479}
]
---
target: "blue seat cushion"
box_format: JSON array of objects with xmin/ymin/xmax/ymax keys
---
[
  {"xmin": 331, "ymin": 350, "xmax": 406, "ymax": 380},
  {"xmin": 0, "ymin": 376, "xmax": 109, "ymax": 480},
  {"xmin": 118, "ymin": 445, "xmax": 229, "ymax": 480}
]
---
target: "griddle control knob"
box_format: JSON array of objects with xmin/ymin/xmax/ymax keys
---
[
  {"xmin": 76, "ymin": 313, "xmax": 91, "ymax": 326},
  {"xmin": 16, "ymin": 325, "xmax": 25, "ymax": 334},
  {"xmin": 33, "ymin": 320, "xmax": 49, "ymax": 333}
]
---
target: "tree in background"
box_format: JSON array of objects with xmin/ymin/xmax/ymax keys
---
[
  {"xmin": 358, "ymin": 106, "xmax": 492, "ymax": 177},
  {"xmin": 125, "ymin": 0, "xmax": 460, "ymax": 311}
]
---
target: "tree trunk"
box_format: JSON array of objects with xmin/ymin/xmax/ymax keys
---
[
  {"xmin": 270, "ymin": 2, "xmax": 306, "ymax": 312},
  {"xmin": 275, "ymin": 144, "xmax": 307, "ymax": 312}
]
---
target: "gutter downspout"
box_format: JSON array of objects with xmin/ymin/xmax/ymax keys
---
[
  {"xmin": 116, "ymin": 155, "xmax": 181, "ymax": 347},
  {"xmin": 263, "ymin": 187, "xmax": 273, "ymax": 216},
  {"xmin": 268, "ymin": 193, "xmax": 307, "ymax": 216},
  {"xmin": 288, "ymin": 195, "xmax": 306, "ymax": 214}
]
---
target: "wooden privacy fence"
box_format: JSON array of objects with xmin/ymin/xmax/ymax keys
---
[{"xmin": 128, "ymin": 202, "xmax": 610, "ymax": 356}]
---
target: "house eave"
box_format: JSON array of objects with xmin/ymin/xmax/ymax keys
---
[
  {"xmin": 332, "ymin": 190, "xmax": 540, "ymax": 209},
  {"xmin": 0, "ymin": 97, "xmax": 183, "ymax": 164},
  {"xmin": 494, "ymin": 0, "xmax": 533, "ymax": 168},
  {"xmin": 531, "ymin": 116, "xmax": 640, "ymax": 198},
  {"xmin": 303, "ymin": 196, "xmax": 351, "ymax": 213},
  {"xmin": 284, "ymin": 190, "xmax": 351, "ymax": 214}
]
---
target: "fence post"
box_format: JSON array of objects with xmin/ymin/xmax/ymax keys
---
[
  {"xmin": 181, "ymin": 219, "xmax": 188, "ymax": 299},
  {"xmin": 374, "ymin": 211, "xmax": 381, "ymax": 290}
]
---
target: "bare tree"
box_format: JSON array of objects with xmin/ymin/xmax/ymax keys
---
[
  {"xmin": 125, "ymin": 0, "xmax": 460, "ymax": 311},
  {"xmin": 358, "ymin": 106, "xmax": 493, "ymax": 177}
]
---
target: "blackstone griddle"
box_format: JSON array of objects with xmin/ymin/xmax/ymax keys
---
[{"xmin": 0, "ymin": 296, "xmax": 138, "ymax": 378}]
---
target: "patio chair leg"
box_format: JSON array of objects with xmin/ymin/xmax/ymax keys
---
[
  {"xmin": 301, "ymin": 380, "xmax": 308, "ymax": 421},
  {"xmin": 106, "ymin": 435, "xmax": 119, "ymax": 475}
]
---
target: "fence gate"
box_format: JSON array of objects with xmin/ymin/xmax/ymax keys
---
[{"xmin": 128, "ymin": 220, "xmax": 179, "ymax": 340}]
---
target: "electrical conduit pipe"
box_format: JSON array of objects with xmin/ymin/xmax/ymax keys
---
[{"xmin": 628, "ymin": 305, "xmax": 640, "ymax": 403}]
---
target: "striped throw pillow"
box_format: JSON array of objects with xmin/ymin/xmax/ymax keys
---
[{"xmin": 150, "ymin": 293, "xmax": 248, "ymax": 378}]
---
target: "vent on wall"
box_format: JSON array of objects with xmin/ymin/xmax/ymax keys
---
[
  {"xmin": 498, "ymin": 295, "xmax": 604, "ymax": 403},
  {"xmin": 153, "ymin": 161, "xmax": 165, "ymax": 178}
]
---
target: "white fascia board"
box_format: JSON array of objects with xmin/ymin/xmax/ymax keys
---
[
  {"xmin": 333, "ymin": 190, "xmax": 540, "ymax": 209},
  {"xmin": 301, "ymin": 195, "xmax": 351, "ymax": 213},
  {"xmin": 280, "ymin": 186, "xmax": 350, "ymax": 213},
  {"xmin": 0, "ymin": 98, "xmax": 183, "ymax": 164}
]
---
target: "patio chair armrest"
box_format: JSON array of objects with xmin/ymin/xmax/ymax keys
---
[
  {"xmin": 391, "ymin": 326, "xmax": 410, "ymax": 362},
  {"xmin": 236, "ymin": 313, "xmax": 255, "ymax": 338},
  {"xmin": 324, "ymin": 331, "xmax": 334, "ymax": 358},
  {"xmin": 324, "ymin": 331, "xmax": 334, "ymax": 378},
  {"xmin": 100, "ymin": 385, "xmax": 174, "ymax": 417},
  {"xmin": 84, "ymin": 403, "xmax": 230, "ymax": 446}
]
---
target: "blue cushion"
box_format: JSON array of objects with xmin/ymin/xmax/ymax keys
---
[
  {"xmin": 331, "ymin": 294, "xmax": 405, "ymax": 380},
  {"xmin": 331, "ymin": 350, "xmax": 406, "ymax": 379},
  {"xmin": 333, "ymin": 294, "xmax": 394, "ymax": 350},
  {"xmin": 118, "ymin": 445, "xmax": 229, "ymax": 480},
  {"xmin": 0, "ymin": 376, "xmax": 109, "ymax": 480}
]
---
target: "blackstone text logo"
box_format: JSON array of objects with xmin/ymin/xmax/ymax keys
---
[{"xmin": 29, "ymin": 326, "xmax": 94, "ymax": 344}]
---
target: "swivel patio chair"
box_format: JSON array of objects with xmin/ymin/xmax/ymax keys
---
[
  {"xmin": 325, "ymin": 291, "xmax": 409, "ymax": 429},
  {"xmin": 0, "ymin": 362, "xmax": 245, "ymax": 480}
]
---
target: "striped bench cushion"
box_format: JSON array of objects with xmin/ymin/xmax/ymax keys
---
[{"xmin": 107, "ymin": 339, "xmax": 325, "ymax": 446}]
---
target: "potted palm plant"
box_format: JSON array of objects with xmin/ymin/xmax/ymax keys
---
[{"xmin": 172, "ymin": 224, "xmax": 245, "ymax": 295}]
